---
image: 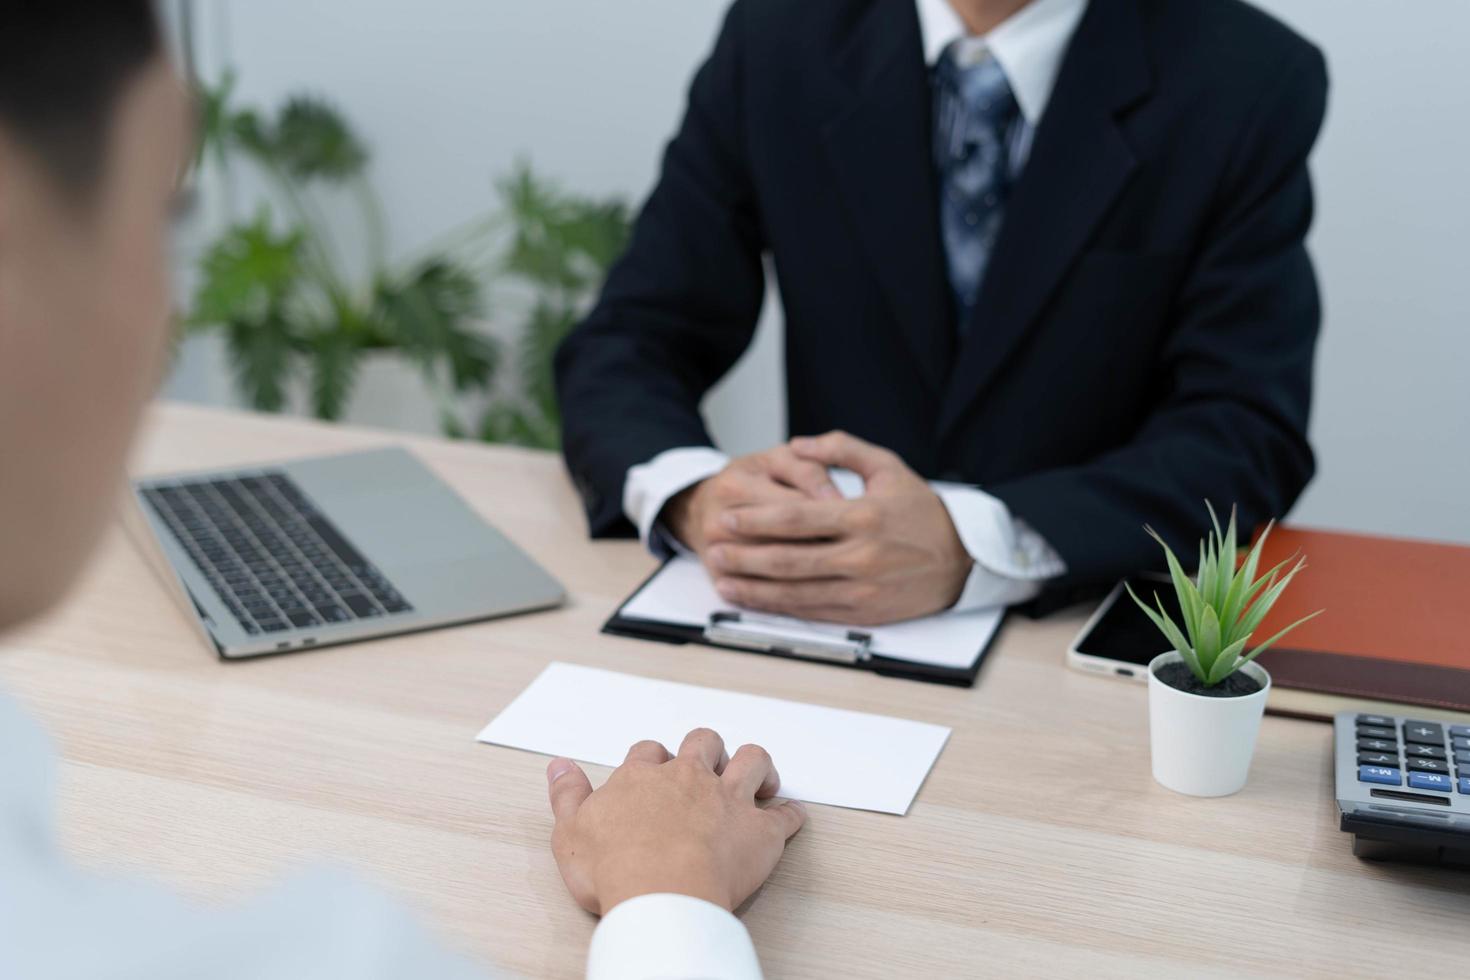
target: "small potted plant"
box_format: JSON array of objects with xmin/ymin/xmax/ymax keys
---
[{"xmin": 1128, "ymin": 504, "xmax": 1322, "ymax": 797}]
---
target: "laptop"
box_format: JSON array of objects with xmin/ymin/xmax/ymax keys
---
[{"xmin": 125, "ymin": 447, "xmax": 565, "ymax": 659}]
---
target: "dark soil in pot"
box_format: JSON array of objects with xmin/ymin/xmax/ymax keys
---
[{"xmin": 1155, "ymin": 661, "xmax": 1263, "ymax": 698}]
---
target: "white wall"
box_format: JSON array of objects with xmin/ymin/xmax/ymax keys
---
[
  {"xmin": 166, "ymin": 0, "xmax": 1469, "ymax": 545},
  {"xmin": 1253, "ymin": 0, "xmax": 1470, "ymax": 545}
]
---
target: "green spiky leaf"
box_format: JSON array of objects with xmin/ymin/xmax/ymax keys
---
[
  {"xmin": 1206, "ymin": 636, "xmax": 1250, "ymax": 685},
  {"xmin": 1237, "ymin": 609, "xmax": 1326, "ymax": 669},
  {"xmin": 1149, "ymin": 526, "xmax": 1202, "ymax": 649},
  {"xmin": 1234, "ymin": 557, "xmax": 1308, "ymax": 640},
  {"xmin": 1126, "ymin": 583, "xmax": 1201, "ymax": 680},
  {"xmin": 1133, "ymin": 504, "xmax": 1323, "ymax": 687}
]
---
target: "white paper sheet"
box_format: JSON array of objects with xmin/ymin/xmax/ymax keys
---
[
  {"xmin": 619, "ymin": 556, "xmax": 1003, "ymax": 671},
  {"xmin": 476, "ymin": 662, "xmax": 951, "ymax": 814}
]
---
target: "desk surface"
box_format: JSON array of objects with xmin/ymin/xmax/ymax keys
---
[{"xmin": 2, "ymin": 402, "xmax": 1466, "ymax": 978}]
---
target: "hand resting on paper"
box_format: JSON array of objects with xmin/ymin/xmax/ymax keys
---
[
  {"xmin": 546, "ymin": 728, "xmax": 806, "ymax": 915},
  {"xmin": 671, "ymin": 431, "xmax": 973, "ymax": 625}
]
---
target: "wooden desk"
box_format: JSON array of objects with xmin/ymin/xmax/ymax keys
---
[{"xmin": 2, "ymin": 403, "xmax": 1465, "ymax": 978}]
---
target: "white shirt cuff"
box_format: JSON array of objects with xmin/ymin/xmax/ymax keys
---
[
  {"xmin": 931, "ymin": 483, "xmax": 1066, "ymax": 611},
  {"xmin": 587, "ymin": 893, "xmax": 762, "ymax": 980},
  {"xmin": 623, "ymin": 447, "xmax": 730, "ymax": 556}
]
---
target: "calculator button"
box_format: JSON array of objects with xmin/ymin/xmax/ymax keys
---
[
  {"xmin": 1358, "ymin": 752, "xmax": 1399, "ymax": 767},
  {"xmin": 1460, "ymin": 778, "xmax": 1470, "ymax": 795},
  {"xmin": 1358, "ymin": 765, "xmax": 1401, "ymax": 786},
  {"xmin": 1455, "ymin": 751, "xmax": 1470, "ymax": 767},
  {"xmin": 1357, "ymin": 714, "xmax": 1396, "ymax": 728},
  {"xmin": 1407, "ymin": 758, "xmax": 1450, "ymax": 774},
  {"xmin": 1357, "ymin": 739, "xmax": 1398, "ymax": 754},
  {"xmin": 1450, "ymin": 725, "xmax": 1470, "ymax": 739},
  {"xmin": 1404, "ymin": 743, "xmax": 1447, "ymax": 760},
  {"xmin": 1402, "ymin": 721, "xmax": 1445, "ymax": 745},
  {"xmin": 1356, "ymin": 725, "xmax": 1396, "ymax": 741},
  {"xmin": 1453, "ymin": 737, "xmax": 1470, "ymax": 753},
  {"xmin": 1407, "ymin": 772, "xmax": 1452, "ymax": 792}
]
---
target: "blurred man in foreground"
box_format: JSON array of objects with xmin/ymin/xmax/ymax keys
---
[{"xmin": 0, "ymin": 4, "xmax": 798, "ymax": 977}]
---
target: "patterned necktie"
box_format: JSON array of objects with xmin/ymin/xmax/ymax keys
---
[{"xmin": 932, "ymin": 42, "xmax": 1020, "ymax": 334}]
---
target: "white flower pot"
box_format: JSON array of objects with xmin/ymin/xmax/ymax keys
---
[{"xmin": 1147, "ymin": 651, "xmax": 1271, "ymax": 797}]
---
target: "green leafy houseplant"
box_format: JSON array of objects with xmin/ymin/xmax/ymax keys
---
[
  {"xmin": 187, "ymin": 76, "xmax": 630, "ymax": 450},
  {"xmin": 1127, "ymin": 504, "xmax": 1324, "ymax": 688},
  {"xmin": 190, "ymin": 75, "xmax": 497, "ymax": 423},
  {"xmin": 465, "ymin": 165, "xmax": 630, "ymax": 448}
]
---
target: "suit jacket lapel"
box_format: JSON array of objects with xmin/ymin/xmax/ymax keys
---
[
  {"xmin": 938, "ymin": 0, "xmax": 1153, "ymax": 441},
  {"xmin": 821, "ymin": 1, "xmax": 953, "ymax": 394}
]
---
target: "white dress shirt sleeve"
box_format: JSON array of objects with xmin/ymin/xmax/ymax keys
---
[
  {"xmin": 587, "ymin": 893, "xmax": 762, "ymax": 980},
  {"xmin": 623, "ymin": 446, "xmax": 731, "ymax": 556},
  {"xmin": 931, "ymin": 483, "xmax": 1067, "ymax": 610}
]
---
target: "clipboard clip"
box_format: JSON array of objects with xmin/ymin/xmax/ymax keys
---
[{"xmin": 704, "ymin": 610, "xmax": 873, "ymax": 664}]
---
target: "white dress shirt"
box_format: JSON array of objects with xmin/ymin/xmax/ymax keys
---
[
  {"xmin": 0, "ymin": 689, "xmax": 761, "ymax": 980},
  {"xmin": 624, "ymin": 0, "xmax": 1088, "ymax": 612}
]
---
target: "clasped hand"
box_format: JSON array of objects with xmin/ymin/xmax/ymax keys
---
[{"xmin": 664, "ymin": 431, "xmax": 973, "ymax": 625}]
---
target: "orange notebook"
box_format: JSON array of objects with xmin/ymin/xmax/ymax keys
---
[{"xmin": 1250, "ymin": 526, "xmax": 1470, "ymax": 714}]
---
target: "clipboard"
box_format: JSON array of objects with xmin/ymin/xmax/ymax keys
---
[{"xmin": 601, "ymin": 557, "xmax": 1005, "ymax": 687}]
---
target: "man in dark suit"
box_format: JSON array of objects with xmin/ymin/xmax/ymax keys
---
[{"xmin": 555, "ymin": 0, "xmax": 1327, "ymax": 624}]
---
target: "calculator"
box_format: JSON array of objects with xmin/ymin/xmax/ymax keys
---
[{"xmin": 1334, "ymin": 711, "xmax": 1470, "ymax": 867}]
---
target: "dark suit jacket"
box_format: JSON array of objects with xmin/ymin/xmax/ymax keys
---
[{"xmin": 555, "ymin": 0, "xmax": 1328, "ymax": 608}]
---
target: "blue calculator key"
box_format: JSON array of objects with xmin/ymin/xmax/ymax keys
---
[
  {"xmin": 1449, "ymin": 725, "xmax": 1470, "ymax": 739},
  {"xmin": 1358, "ymin": 765, "xmax": 1401, "ymax": 786},
  {"xmin": 1407, "ymin": 772, "xmax": 1452, "ymax": 792},
  {"xmin": 1455, "ymin": 751, "xmax": 1470, "ymax": 767},
  {"xmin": 1460, "ymin": 777, "xmax": 1470, "ymax": 795},
  {"xmin": 1453, "ymin": 738, "xmax": 1470, "ymax": 753}
]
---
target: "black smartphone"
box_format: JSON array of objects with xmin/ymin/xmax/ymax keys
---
[{"xmin": 1067, "ymin": 573, "xmax": 1180, "ymax": 682}]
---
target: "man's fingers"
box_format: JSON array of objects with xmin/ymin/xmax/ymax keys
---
[
  {"xmin": 762, "ymin": 799, "xmax": 807, "ymax": 840},
  {"xmin": 789, "ymin": 430, "xmax": 899, "ymax": 479},
  {"xmin": 722, "ymin": 500, "xmax": 853, "ymax": 540},
  {"xmin": 724, "ymin": 743, "xmax": 781, "ymax": 799},
  {"xmin": 708, "ymin": 540, "xmax": 856, "ymax": 580},
  {"xmin": 623, "ymin": 739, "xmax": 672, "ymax": 766},
  {"xmin": 763, "ymin": 446, "xmax": 841, "ymax": 500},
  {"xmin": 676, "ymin": 727, "xmax": 729, "ymax": 772},
  {"xmin": 718, "ymin": 468, "xmax": 807, "ymax": 506},
  {"xmin": 546, "ymin": 758, "xmax": 593, "ymax": 825}
]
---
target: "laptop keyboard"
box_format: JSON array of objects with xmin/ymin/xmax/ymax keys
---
[{"xmin": 141, "ymin": 472, "xmax": 413, "ymax": 637}]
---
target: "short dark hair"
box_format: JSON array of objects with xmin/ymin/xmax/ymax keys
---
[{"xmin": 0, "ymin": 1, "xmax": 162, "ymax": 195}]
